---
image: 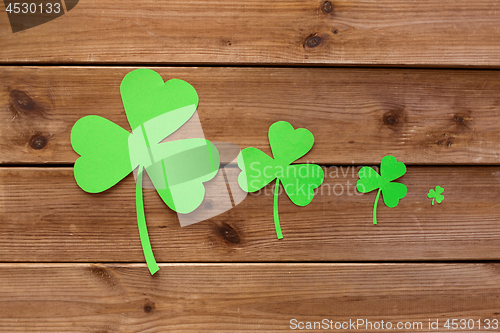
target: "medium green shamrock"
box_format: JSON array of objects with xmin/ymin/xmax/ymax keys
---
[
  {"xmin": 428, "ymin": 186, "xmax": 444, "ymax": 205},
  {"xmin": 71, "ymin": 69, "xmax": 220, "ymax": 275},
  {"xmin": 238, "ymin": 121, "xmax": 324, "ymax": 239},
  {"xmin": 356, "ymin": 156, "xmax": 407, "ymax": 225}
]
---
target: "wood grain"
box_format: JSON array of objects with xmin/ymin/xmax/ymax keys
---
[
  {"xmin": 1, "ymin": 166, "xmax": 500, "ymax": 262},
  {"xmin": 2, "ymin": 67, "xmax": 500, "ymax": 165},
  {"xmin": 0, "ymin": 263, "xmax": 499, "ymax": 332},
  {"xmin": 1, "ymin": 0, "xmax": 500, "ymax": 66},
  {"xmin": 2, "ymin": 0, "xmax": 499, "ymax": 327}
]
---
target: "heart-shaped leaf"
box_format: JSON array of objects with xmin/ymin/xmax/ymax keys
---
[
  {"xmin": 238, "ymin": 147, "xmax": 278, "ymax": 192},
  {"xmin": 71, "ymin": 115, "xmax": 133, "ymax": 193},
  {"xmin": 268, "ymin": 121, "xmax": 315, "ymax": 166},
  {"xmin": 120, "ymin": 69, "xmax": 199, "ymax": 131},
  {"xmin": 356, "ymin": 166, "xmax": 381, "ymax": 193},
  {"xmin": 380, "ymin": 155, "xmax": 406, "ymax": 182},
  {"xmin": 381, "ymin": 182, "xmax": 407, "ymax": 208},
  {"xmin": 281, "ymin": 164, "xmax": 324, "ymax": 206},
  {"xmin": 145, "ymin": 139, "xmax": 220, "ymax": 214}
]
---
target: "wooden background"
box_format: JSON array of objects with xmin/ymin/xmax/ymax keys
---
[{"xmin": 1, "ymin": 0, "xmax": 500, "ymax": 331}]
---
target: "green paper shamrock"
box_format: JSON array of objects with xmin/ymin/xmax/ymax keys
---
[
  {"xmin": 356, "ymin": 156, "xmax": 407, "ymax": 224},
  {"xmin": 237, "ymin": 121, "xmax": 324, "ymax": 239},
  {"xmin": 428, "ymin": 186, "xmax": 444, "ymax": 205},
  {"xmin": 71, "ymin": 69, "xmax": 220, "ymax": 275}
]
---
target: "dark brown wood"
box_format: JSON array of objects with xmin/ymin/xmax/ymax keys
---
[
  {"xmin": 2, "ymin": 67, "xmax": 500, "ymax": 165},
  {"xmin": 0, "ymin": 263, "xmax": 498, "ymax": 332},
  {"xmin": 1, "ymin": 166, "xmax": 499, "ymax": 262},
  {"xmin": 1, "ymin": 0, "xmax": 500, "ymax": 66},
  {"xmin": 2, "ymin": 0, "xmax": 499, "ymax": 327}
]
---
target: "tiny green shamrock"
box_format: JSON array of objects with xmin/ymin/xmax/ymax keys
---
[
  {"xmin": 237, "ymin": 121, "xmax": 324, "ymax": 239},
  {"xmin": 428, "ymin": 186, "xmax": 444, "ymax": 205},
  {"xmin": 356, "ymin": 156, "xmax": 407, "ymax": 225}
]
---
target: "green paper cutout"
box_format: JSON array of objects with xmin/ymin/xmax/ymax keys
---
[
  {"xmin": 120, "ymin": 69, "xmax": 199, "ymax": 131},
  {"xmin": 356, "ymin": 155, "xmax": 407, "ymax": 225},
  {"xmin": 428, "ymin": 186, "xmax": 444, "ymax": 205},
  {"xmin": 136, "ymin": 167, "xmax": 159, "ymax": 275},
  {"xmin": 238, "ymin": 121, "xmax": 325, "ymax": 239},
  {"xmin": 72, "ymin": 115, "xmax": 132, "ymax": 193},
  {"xmin": 71, "ymin": 69, "xmax": 220, "ymax": 275}
]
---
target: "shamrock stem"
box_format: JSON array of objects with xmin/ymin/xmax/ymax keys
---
[
  {"xmin": 432, "ymin": 198, "xmax": 435, "ymax": 206},
  {"xmin": 373, "ymin": 188, "xmax": 382, "ymax": 225},
  {"xmin": 136, "ymin": 167, "xmax": 160, "ymax": 275},
  {"xmin": 274, "ymin": 179, "xmax": 283, "ymax": 239}
]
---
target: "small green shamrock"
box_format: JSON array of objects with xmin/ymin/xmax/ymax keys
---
[
  {"xmin": 428, "ymin": 186, "xmax": 444, "ymax": 205},
  {"xmin": 237, "ymin": 121, "xmax": 324, "ymax": 239},
  {"xmin": 356, "ymin": 156, "xmax": 407, "ymax": 224}
]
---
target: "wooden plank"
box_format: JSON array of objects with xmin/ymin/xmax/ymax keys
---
[
  {"xmin": 0, "ymin": 263, "xmax": 498, "ymax": 332},
  {"xmin": 1, "ymin": 166, "xmax": 500, "ymax": 262},
  {"xmin": 2, "ymin": 67, "xmax": 500, "ymax": 165},
  {"xmin": 1, "ymin": 0, "xmax": 500, "ymax": 66}
]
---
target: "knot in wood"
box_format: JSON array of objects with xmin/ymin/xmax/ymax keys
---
[{"xmin": 321, "ymin": 1, "xmax": 333, "ymax": 13}]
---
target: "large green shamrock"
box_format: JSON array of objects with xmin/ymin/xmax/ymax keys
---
[
  {"xmin": 238, "ymin": 121, "xmax": 324, "ymax": 239},
  {"xmin": 71, "ymin": 69, "xmax": 220, "ymax": 275},
  {"xmin": 356, "ymin": 156, "xmax": 407, "ymax": 224},
  {"xmin": 428, "ymin": 186, "xmax": 444, "ymax": 205}
]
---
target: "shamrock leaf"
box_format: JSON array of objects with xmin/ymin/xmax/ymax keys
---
[
  {"xmin": 356, "ymin": 155, "xmax": 407, "ymax": 224},
  {"xmin": 428, "ymin": 186, "xmax": 444, "ymax": 205},
  {"xmin": 238, "ymin": 121, "xmax": 325, "ymax": 239},
  {"xmin": 71, "ymin": 69, "xmax": 220, "ymax": 275}
]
